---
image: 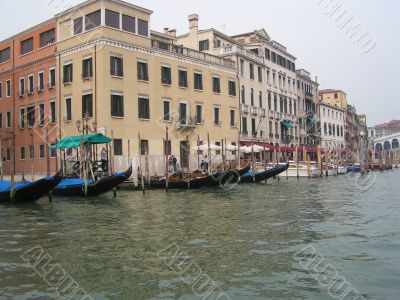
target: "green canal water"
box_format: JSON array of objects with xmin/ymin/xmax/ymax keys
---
[{"xmin": 0, "ymin": 170, "xmax": 399, "ymax": 300}]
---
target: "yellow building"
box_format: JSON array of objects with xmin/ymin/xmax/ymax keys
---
[
  {"xmin": 55, "ymin": 0, "xmax": 239, "ymax": 174},
  {"xmin": 318, "ymin": 89, "xmax": 347, "ymax": 110}
]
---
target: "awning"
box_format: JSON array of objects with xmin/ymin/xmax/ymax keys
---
[
  {"xmin": 52, "ymin": 134, "xmax": 112, "ymax": 150},
  {"xmin": 281, "ymin": 120, "xmax": 294, "ymax": 129},
  {"xmin": 241, "ymin": 141, "xmax": 273, "ymax": 151},
  {"xmin": 307, "ymin": 115, "xmax": 317, "ymax": 125}
]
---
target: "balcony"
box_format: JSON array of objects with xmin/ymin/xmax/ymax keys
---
[
  {"xmin": 241, "ymin": 104, "xmax": 250, "ymax": 114},
  {"xmin": 276, "ymin": 112, "xmax": 282, "ymax": 119},
  {"xmin": 269, "ymin": 133, "xmax": 274, "ymax": 139},
  {"xmin": 275, "ymin": 134, "xmax": 280, "ymax": 139},
  {"xmin": 241, "ymin": 132, "xmax": 249, "ymax": 139},
  {"xmin": 251, "ymin": 107, "xmax": 258, "ymax": 116},
  {"xmin": 268, "ymin": 110, "xmax": 276, "ymax": 119},
  {"xmin": 153, "ymin": 42, "xmax": 236, "ymax": 69},
  {"xmin": 260, "ymin": 108, "xmax": 266, "ymax": 117},
  {"xmin": 221, "ymin": 45, "xmax": 264, "ymax": 64},
  {"xmin": 174, "ymin": 116, "xmax": 197, "ymax": 130}
]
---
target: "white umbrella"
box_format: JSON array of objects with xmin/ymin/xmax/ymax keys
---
[
  {"xmin": 192, "ymin": 144, "xmax": 222, "ymax": 151},
  {"xmin": 226, "ymin": 144, "xmax": 238, "ymax": 151}
]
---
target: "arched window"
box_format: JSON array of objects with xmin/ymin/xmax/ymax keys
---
[
  {"xmin": 392, "ymin": 139, "xmax": 399, "ymax": 149},
  {"xmin": 274, "ymin": 94, "xmax": 277, "ymax": 111},
  {"xmin": 375, "ymin": 143, "xmax": 383, "ymax": 152},
  {"xmin": 294, "ymin": 101, "xmax": 297, "ymax": 115},
  {"xmin": 284, "ymin": 98, "xmax": 288, "ymax": 113},
  {"xmin": 289, "ymin": 99, "xmax": 292, "ymax": 115},
  {"xmin": 259, "ymin": 91, "xmax": 263, "ymax": 108},
  {"xmin": 268, "ymin": 93, "xmax": 272, "ymax": 110},
  {"xmin": 384, "ymin": 141, "xmax": 391, "ymax": 150},
  {"xmin": 324, "ymin": 122, "xmax": 327, "ymax": 135},
  {"xmin": 280, "ymin": 97, "xmax": 284, "ymax": 113},
  {"xmin": 241, "ymin": 86, "xmax": 245, "ymax": 104},
  {"xmin": 250, "ymin": 88, "xmax": 254, "ymax": 106}
]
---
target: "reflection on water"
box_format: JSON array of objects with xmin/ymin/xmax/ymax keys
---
[{"xmin": 1, "ymin": 170, "xmax": 399, "ymax": 300}]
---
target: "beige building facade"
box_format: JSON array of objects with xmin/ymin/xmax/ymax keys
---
[
  {"xmin": 319, "ymin": 89, "xmax": 348, "ymax": 110},
  {"xmin": 319, "ymin": 103, "xmax": 346, "ymax": 150},
  {"xmin": 55, "ymin": 0, "xmax": 239, "ymax": 173}
]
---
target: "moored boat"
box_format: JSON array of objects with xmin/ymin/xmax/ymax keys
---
[
  {"xmin": 240, "ymin": 162, "xmax": 289, "ymax": 183},
  {"xmin": 0, "ymin": 171, "xmax": 62, "ymax": 203},
  {"xmin": 53, "ymin": 166, "xmax": 132, "ymax": 197}
]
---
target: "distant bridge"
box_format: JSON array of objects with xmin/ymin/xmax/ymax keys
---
[{"xmin": 371, "ymin": 132, "xmax": 400, "ymax": 151}]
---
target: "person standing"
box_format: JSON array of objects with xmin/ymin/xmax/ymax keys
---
[{"xmin": 101, "ymin": 147, "xmax": 108, "ymax": 172}]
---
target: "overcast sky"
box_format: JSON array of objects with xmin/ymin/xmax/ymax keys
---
[{"xmin": 1, "ymin": 0, "xmax": 399, "ymax": 126}]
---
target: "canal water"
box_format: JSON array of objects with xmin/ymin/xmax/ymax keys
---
[{"xmin": 0, "ymin": 170, "xmax": 399, "ymax": 300}]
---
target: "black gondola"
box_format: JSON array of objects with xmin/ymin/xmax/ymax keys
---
[
  {"xmin": 52, "ymin": 166, "xmax": 132, "ymax": 197},
  {"xmin": 240, "ymin": 162, "xmax": 289, "ymax": 183},
  {"xmin": 139, "ymin": 164, "xmax": 251, "ymax": 190},
  {"xmin": 0, "ymin": 171, "xmax": 62, "ymax": 204}
]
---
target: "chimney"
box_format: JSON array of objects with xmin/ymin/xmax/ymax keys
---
[
  {"xmin": 164, "ymin": 27, "xmax": 169, "ymax": 35},
  {"xmin": 188, "ymin": 14, "xmax": 199, "ymax": 35},
  {"xmin": 168, "ymin": 29, "xmax": 177, "ymax": 38}
]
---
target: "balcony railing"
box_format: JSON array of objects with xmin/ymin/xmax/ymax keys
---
[
  {"xmin": 251, "ymin": 107, "xmax": 258, "ymax": 116},
  {"xmin": 241, "ymin": 104, "xmax": 250, "ymax": 114},
  {"xmin": 260, "ymin": 108, "xmax": 266, "ymax": 117},
  {"xmin": 152, "ymin": 41, "xmax": 236, "ymax": 69},
  {"xmin": 221, "ymin": 45, "xmax": 264, "ymax": 64},
  {"xmin": 174, "ymin": 116, "xmax": 197, "ymax": 130}
]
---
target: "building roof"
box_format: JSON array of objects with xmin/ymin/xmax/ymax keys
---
[
  {"xmin": 55, "ymin": 0, "xmax": 153, "ymax": 18},
  {"xmin": 319, "ymin": 102, "xmax": 345, "ymax": 112},
  {"xmin": 375, "ymin": 120, "xmax": 400, "ymax": 128},
  {"xmin": 319, "ymin": 89, "xmax": 346, "ymax": 95}
]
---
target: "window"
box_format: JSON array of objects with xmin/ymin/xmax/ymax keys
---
[
  {"xmin": 271, "ymin": 51, "xmax": 276, "ymax": 63},
  {"xmin": 83, "ymin": 57, "xmax": 93, "ymax": 78},
  {"xmin": 250, "ymin": 89, "xmax": 254, "ymax": 106},
  {"xmin": 252, "ymin": 119, "xmax": 256, "ymax": 137},
  {"xmin": 49, "ymin": 68, "xmax": 56, "ymax": 88},
  {"xmin": 28, "ymin": 75, "xmax": 34, "ymax": 94},
  {"xmin": 249, "ymin": 63, "xmax": 254, "ymax": 80},
  {"xmin": 29, "ymin": 145, "xmax": 34, "ymax": 159},
  {"xmin": 105, "ymin": 9, "xmax": 120, "ymax": 29},
  {"xmin": 241, "ymin": 86, "xmax": 245, "ymax": 104},
  {"xmin": 63, "ymin": 63, "xmax": 73, "ymax": 84},
  {"xmin": 228, "ymin": 80, "xmax": 236, "ymax": 97},
  {"xmin": 6, "ymin": 112, "xmax": 11, "ymax": 128},
  {"xmin": 110, "ymin": 56, "xmax": 123, "ymax": 77},
  {"xmin": 138, "ymin": 19, "xmax": 149, "ymax": 36},
  {"xmin": 259, "ymin": 91, "xmax": 263, "ymax": 108},
  {"xmin": 114, "ymin": 139, "xmax": 123, "ymax": 156},
  {"xmin": 85, "ymin": 10, "xmax": 101, "ymax": 31},
  {"xmin": 82, "ymin": 94, "xmax": 93, "ymax": 118},
  {"xmin": 111, "ymin": 94, "xmax": 124, "ymax": 117},
  {"xmin": 0, "ymin": 113, "xmax": 2, "ymax": 129},
  {"xmin": 21, "ymin": 38, "xmax": 33, "ymax": 55},
  {"xmin": 214, "ymin": 107, "xmax": 220, "ymax": 125},
  {"xmin": 215, "ymin": 39, "xmax": 221, "ymax": 48},
  {"xmin": 199, "ymin": 40, "xmax": 209, "ymax": 51},
  {"xmin": 240, "ymin": 59, "xmax": 244, "ymax": 76},
  {"xmin": 40, "ymin": 29, "xmax": 55, "ymax": 48},
  {"xmin": 194, "ymin": 73, "xmax": 203, "ymax": 90},
  {"xmin": 164, "ymin": 140, "xmax": 171, "ymax": 156},
  {"xmin": 163, "ymin": 100, "xmax": 171, "ymax": 121},
  {"xmin": 334, "ymin": 93, "xmax": 338, "ymax": 99},
  {"xmin": 267, "ymin": 70, "xmax": 270, "ymax": 84},
  {"xmin": 138, "ymin": 96, "xmax": 150, "ymax": 119},
  {"xmin": 50, "ymin": 145, "xmax": 57, "ymax": 158},
  {"xmin": 38, "ymin": 72, "xmax": 44, "ymax": 91},
  {"xmin": 39, "ymin": 145, "xmax": 45, "ymax": 159},
  {"xmin": 242, "ymin": 117, "xmax": 248, "ymax": 134},
  {"xmin": 212, "ymin": 76, "xmax": 221, "ymax": 93},
  {"xmin": 6, "ymin": 148, "xmax": 11, "ymax": 161},
  {"xmin": 65, "ymin": 98, "xmax": 72, "ymax": 121},
  {"xmin": 0, "ymin": 47, "xmax": 10, "ymax": 63},
  {"xmin": 230, "ymin": 109, "xmax": 235, "ymax": 127},
  {"xmin": 258, "ymin": 66, "xmax": 262, "ymax": 82},
  {"xmin": 19, "ymin": 108, "xmax": 25, "ymax": 128},
  {"xmin": 137, "ymin": 61, "xmax": 148, "ymax": 81},
  {"xmin": 122, "ymin": 14, "xmax": 135, "ymax": 33},
  {"xmin": 139, "ymin": 140, "xmax": 148, "ymax": 155},
  {"xmin": 179, "ymin": 102, "xmax": 187, "ymax": 124},
  {"xmin": 20, "ymin": 147, "xmax": 26, "ymax": 160},
  {"xmin": 74, "ymin": 17, "xmax": 83, "ymax": 35},
  {"xmin": 50, "ymin": 101, "xmax": 56, "ymax": 123},
  {"xmin": 0, "ymin": 82, "xmax": 2, "ymax": 98},
  {"xmin": 265, "ymin": 48, "xmax": 270, "ymax": 60},
  {"xmin": 39, "ymin": 103, "xmax": 45, "ymax": 126},
  {"xmin": 19, "ymin": 77, "xmax": 25, "ymax": 96},
  {"xmin": 179, "ymin": 69, "xmax": 188, "ymax": 88},
  {"xmin": 337, "ymin": 125, "xmax": 340, "ymax": 136},
  {"xmin": 161, "ymin": 66, "xmax": 171, "ymax": 85},
  {"xmin": 195, "ymin": 104, "xmax": 202, "ymax": 124}
]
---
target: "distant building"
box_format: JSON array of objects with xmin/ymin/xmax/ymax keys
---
[
  {"xmin": 374, "ymin": 120, "xmax": 400, "ymax": 138},
  {"xmin": 319, "ymin": 102, "xmax": 346, "ymax": 150},
  {"xmin": 319, "ymin": 89, "xmax": 347, "ymax": 110}
]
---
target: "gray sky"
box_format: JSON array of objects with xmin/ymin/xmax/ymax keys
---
[{"xmin": 1, "ymin": 0, "xmax": 399, "ymax": 126}]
